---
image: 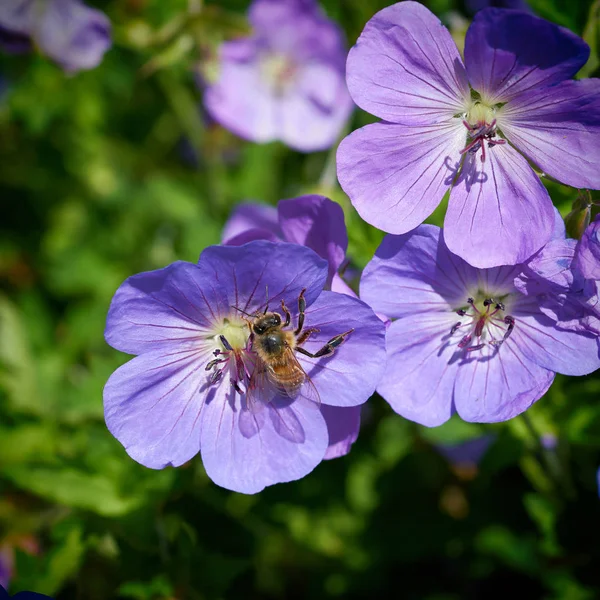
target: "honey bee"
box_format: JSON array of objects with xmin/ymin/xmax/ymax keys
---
[{"xmin": 242, "ymin": 288, "xmax": 353, "ymax": 408}]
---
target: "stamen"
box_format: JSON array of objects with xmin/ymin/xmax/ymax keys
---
[
  {"xmin": 465, "ymin": 343, "xmax": 485, "ymax": 352},
  {"xmin": 209, "ymin": 369, "xmax": 223, "ymax": 384},
  {"xmin": 458, "ymin": 334, "xmax": 472, "ymax": 348},
  {"xmin": 451, "ymin": 296, "xmax": 516, "ymax": 354},
  {"xmin": 205, "ymin": 358, "xmax": 225, "ymax": 371},
  {"xmin": 220, "ymin": 335, "xmax": 233, "ymax": 351}
]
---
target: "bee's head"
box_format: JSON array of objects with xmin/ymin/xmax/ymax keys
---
[{"xmin": 253, "ymin": 312, "xmax": 281, "ymax": 335}]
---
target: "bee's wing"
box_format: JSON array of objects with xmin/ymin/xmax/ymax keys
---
[
  {"xmin": 273, "ymin": 347, "xmax": 321, "ymax": 407},
  {"xmin": 246, "ymin": 358, "xmax": 269, "ymax": 413}
]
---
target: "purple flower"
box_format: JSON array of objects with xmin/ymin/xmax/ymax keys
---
[
  {"xmin": 222, "ymin": 195, "xmax": 362, "ymax": 459},
  {"xmin": 360, "ymin": 224, "xmax": 600, "ymax": 426},
  {"xmin": 203, "ymin": 0, "xmax": 353, "ymax": 152},
  {"xmin": 223, "ymin": 195, "xmax": 348, "ymax": 288},
  {"xmin": 0, "ymin": 0, "xmax": 111, "ymax": 73},
  {"xmin": 337, "ymin": 2, "xmax": 600, "ymax": 268},
  {"xmin": 516, "ymin": 215, "xmax": 600, "ymax": 337},
  {"xmin": 103, "ymin": 241, "xmax": 385, "ymax": 493}
]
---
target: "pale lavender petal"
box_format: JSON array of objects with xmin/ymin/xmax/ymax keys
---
[
  {"xmin": 465, "ymin": 9, "xmax": 589, "ymax": 104},
  {"xmin": 321, "ymin": 405, "xmax": 361, "ymax": 460},
  {"xmin": 445, "ymin": 142, "xmax": 555, "ymax": 267},
  {"xmin": 278, "ymin": 62, "xmax": 353, "ymax": 152},
  {"xmin": 222, "ymin": 203, "xmax": 280, "ymax": 243},
  {"xmin": 295, "ymin": 290, "xmax": 386, "ymax": 407},
  {"xmin": 198, "ymin": 241, "xmax": 328, "ymax": 315},
  {"xmin": 551, "ymin": 206, "xmax": 566, "ymax": 240},
  {"xmin": 360, "ymin": 226, "xmax": 477, "ymax": 319},
  {"xmin": 337, "ymin": 121, "xmax": 465, "ymax": 235},
  {"xmin": 377, "ymin": 313, "xmax": 459, "ymax": 427},
  {"xmin": 103, "ymin": 348, "xmax": 211, "ymax": 469},
  {"xmin": 453, "ymin": 342, "xmax": 554, "ymax": 422},
  {"xmin": 345, "ymin": 1, "xmax": 470, "ymax": 124},
  {"xmin": 249, "ymin": 0, "xmax": 346, "ymax": 66},
  {"xmin": 0, "ymin": 0, "xmax": 35, "ymax": 32},
  {"xmin": 279, "ymin": 195, "xmax": 347, "ymax": 285},
  {"xmin": 204, "ymin": 40, "xmax": 279, "ymax": 144},
  {"xmin": 498, "ymin": 79, "xmax": 600, "ymax": 189},
  {"xmin": 574, "ymin": 216, "xmax": 600, "ymax": 280},
  {"xmin": 35, "ymin": 0, "xmax": 111, "ymax": 73},
  {"xmin": 200, "ymin": 394, "xmax": 328, "ymax": 494},
  {"xmin": 331, "ymin": 273, "xmax": 356, "ymax": 298},
  {"xmin": 105, "ymin": 261, "xmax": 227, "ymax": 355},
  {"xmin": 512, "ymin": 296, "xmax": 600, "ymax": 375},
  {"xmin": 523, "ymin": 238, "xmax": 579, "ymax": 292}
]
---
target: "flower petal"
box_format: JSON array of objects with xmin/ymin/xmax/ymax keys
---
[
  {"xmin": 465, "ymin": 8, "xmax": 590, "ymax": 104},
  {"xmin": 321, "ymin": 405, "xmax": 361, "ymax": 460},
  {"xmin": 360, "ymin": 227, "xmax": 476, "ymax": 319},
  {"xmin": 200, "ymin": 394, "xmax": 328, "ymax": 493},
  {"xmin": 521, "ymin": 238, "xmax": 580, "ymax": 293},
  {"xmin": 204, "ymin": 40, "xmax": 279, "ymax": 144},
  {"xmin": 445, "ymin": 142, "xmax": 555, "ymax": 268},
  {"xmin": 278, "ymin": 195, "xmax": 348, "ymax": 285},
  {"xmin": 377, "ymin": 313, "xmax": 459, "ymax": 427},
  {"xmin": 223, "ymin": 228, "xmax": 281, "ymax": 246},
  {"xmin": 337, "ymin": 121, "xmax": 465, "ymax": 235},
  {"xmin": 36, "ymin": 0, "xmax": 111, "ymax": 73},
  {"xmin": 498, "ymin": 79, "xmax": 600, "ymax": 189},
  {"xmin": 198, "ymin": 241, "xmax": 328, "ymax": 314},
  {"xmin": 512, "ymin": 298, "xmax": 600, "ymax": 375},
  {"xmin": 279, "ymin": 63, "xmax": 353, "ymax": 152},
  {"xmin": 103, "ymin": 348, "xmax": 210, "ymax": 469},
  {"xmin": 222, "ymin": 203, "xmax": 280, "ymax": 243},
  {"xmin": 346, "ymin": 1, "xmax": 469, "ymax": 124},
  {"xmin": 453, "ymin": 342, "xmax": 554, "ymax": 422},
  {"xmin": 105, "ymin": 261, "xmax": 227, "ymax": 355},
  {"xmin": 296, "ymin": 290, "xmax": 386, "ymax": 407},
  {"xmin": 0, "ymin": 0, "xmax": 34, "ymax": 33},
  {"xmin": 574, "ymin": 215, "xmax": 600, "ymax": 280}
]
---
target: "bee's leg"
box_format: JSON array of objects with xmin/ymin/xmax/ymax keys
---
[
  {"xmin": 296, "ymin": 327, "xmax": 319, "ymax": 346},
  {"xmin": 280, "ymin": 299, "xmax": 291, "ymax": 327},
  {"xmin": 294, "ymin": 288, "xmax": 307, "ymax": 335},
  {"xmin": 296, "ymin": 329, "xmax": 354, "ymax": 358}
]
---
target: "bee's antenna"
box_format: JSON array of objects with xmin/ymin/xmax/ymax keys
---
[
  {"xmin": 232, "ymin": 305, "xmax": 253, "ymax": 318},
  {"xmin": 264, "ymin": 285, "xmax": 269, "ymax": 315}
]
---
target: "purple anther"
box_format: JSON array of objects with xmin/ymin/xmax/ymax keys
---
[
  {"xmin": 458, "ymin": 334, "xmax": 472, "ymax": 348},
  {"xmin": 209, "ymin": 369, "xmax": 223, "ymax": 384},
  {"xmin": 451, "ymin": 322, "xmax": 462, "ymax": 334},
  {"xmin": 465, "ymin": 343, "xmax": 485, "ymax": 352},
  {"xmin": 220, "ymin": 335, "xmax": 233, "ymax": 351}
]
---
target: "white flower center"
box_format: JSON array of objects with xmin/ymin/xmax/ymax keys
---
[{"xmin": 260, "ymin": 53, "xmax": 298, "ymax": 93}]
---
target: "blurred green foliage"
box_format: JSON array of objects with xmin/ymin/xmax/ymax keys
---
[{"xmin": 1, "ymin": 0, "xmax": 600, "ymax": 598}]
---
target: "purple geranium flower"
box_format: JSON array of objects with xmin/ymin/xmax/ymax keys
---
[
  {"xmin": 103, "ymin": 241, "xmax": 385, "ymax": 493},
  {"xmin": 223, "ymin": 195, "xmax": 348, "ymax": 288},
  {"xmin": 516, "ymin": 214, "xmax": 600, "ymax": 337},
  {"xmin": 0, "ymin": 0, "xmax": 111, "ymax": 73},
  {"xmin": 204, "ymin": 0, "xmax": 353, "ymax": 152},
  {"xmin": 337, "ymin": 2, "xmax": 600, "ymax": 268},
  {"xmin": 360, "ymin": 224, "xmax": 600, "ymax": 426},
  {"xmin": 222, "ymin": 195, "xmax": 361, "ymax": 459}
]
